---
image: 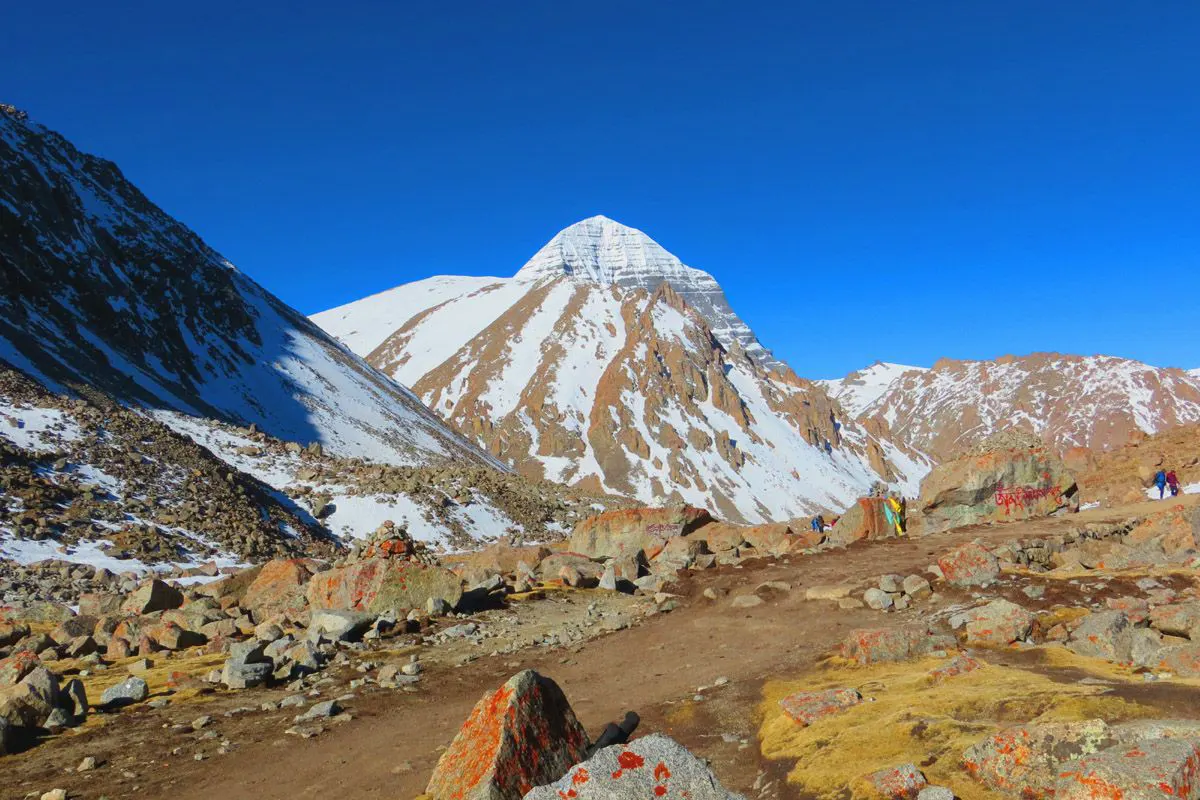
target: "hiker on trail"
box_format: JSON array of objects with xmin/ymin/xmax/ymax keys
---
[
  {"xmin": 1154, "ymin": 469, "xmax": 1168, "ymax": 499},
  {"xmin": 810, "ymin": 514, "xmax": 825, "ymax": 532},
  {"xmin": 1167, "ymin": 470, "xmax": 1181, "ymax": 497},
  {"xmin": 824, "ymin": 439, "xmax": 833, "ymax": 456}
]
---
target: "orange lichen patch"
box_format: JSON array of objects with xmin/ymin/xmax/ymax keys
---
[
  {"xmin": 927, "ymin": 655, "xmax": 984, "ymax": 684},
  {"xmin": 425, "ymin": 671, "xmax": 589, "ymax": 800}
]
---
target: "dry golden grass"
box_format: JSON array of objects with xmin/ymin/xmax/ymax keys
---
[{"xmin": 757, "ymin": 652, "xmax": 1159, "ymax": 800}]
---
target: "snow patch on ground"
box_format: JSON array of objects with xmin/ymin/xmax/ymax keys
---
[{"xmin": 0, "ymin": 401, "xmax": 83, "ymax": 453}]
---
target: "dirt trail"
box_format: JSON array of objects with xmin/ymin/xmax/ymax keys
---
[{"xmin": 5, "ymin": 497, "xmax": 1195, "ymax": 800}]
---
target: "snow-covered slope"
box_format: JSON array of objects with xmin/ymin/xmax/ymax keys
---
[
  {"xmin": 0, "ymin": 106, "xmax": 499, "ymax": 470},
  {"xmin": 818, "ymin": 362, "xmax": 928, "ymax": 418},
  {"xmin": 315, "ymin": 217, "xmax": 931, "ymax": 522},
  {"xmin": 834, "ymin": 354, "xmax": 1200, "ymax": 460}
]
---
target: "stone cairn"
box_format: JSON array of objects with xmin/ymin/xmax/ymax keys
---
[{"xmin": 349, "ymin": 521, "xmax": 438, "ymax": 566}]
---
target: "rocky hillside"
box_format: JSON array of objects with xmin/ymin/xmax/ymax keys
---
[
  {"xmin": 0, "ymin": 365, "xmax": 336, "ymax": 570},
  {"xmin": 0, "ymin": 362, "xmax": 624, "ymax": 575},
  {"xmin": 1076, "ymin": 422, "xmax": 1200, "ymax": 506},
  {"xmin": 822, "ymin": 354, "xmax": 1200, "ymax": 461},
  {"xmin": 0, "ymin": 105, "xmax": 498, "ymax": 469},
  {"xmin": 315, "ymin": 217, "xmax": 929, "ymax": 522}
]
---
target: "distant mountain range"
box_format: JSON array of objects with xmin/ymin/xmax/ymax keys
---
[{"xmin": 821, "ymin": 355, "xmax": 1200, "ymax": 460}]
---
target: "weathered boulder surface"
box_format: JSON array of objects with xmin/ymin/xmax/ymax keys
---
[
  {"xmin": 120, "ymin": 579, "xmax": 184, "ymax": 615},
  {"xmin": 241, "ymin": 558, "xmax": 321, "ymax": 620},
  {"xmin": 306, "ymin": 559, "xmax": 463, "ymax": 615},
  {"xmin": 569, "ymin": 506, "xmax": 713, "ymax": 560},
  {"xmin": 914, "ymin": 446, "xmax": 1078, "ymax": 535},
  {"xmin": 426, "ymin": 670, "xmax": 589, "ymax": 800},
  {"xmin": 840, "ymin": 626, "xmax": 955, "ymax": 665},
  {"xmin": 964, "ymin": 720, "xmax": 1116, "ymax": 797},
  {"xmin": 937, "ymin": 543, "xmax": 999, "ymax": 587},
  {"xmin": 951, "ymin": 599, "xmax": 1035, "ymax": 647},
  {"xmin": 523, "ymin": 733, "xmax": 742, "ymax": 800},
  {"xmin": 1056, "ymin": 737, "xmax": 1200, "ymax": 799},
  {"xmin": 829, "ymin": 497, "xmax": 901, "ymax": 546}
]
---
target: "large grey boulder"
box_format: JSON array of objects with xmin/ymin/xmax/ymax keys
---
[
  {"xmin": 100, "ymin": 676, "xmax": 148, "ymax": 708},
  {"xmin": 523, "ymin": 733, "xmax": 743, "ymax": 799}
]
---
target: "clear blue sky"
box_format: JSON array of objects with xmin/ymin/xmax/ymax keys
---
[{"xmin": 6, "ymin": 1, "xmax": 1199, "ymax": 377}]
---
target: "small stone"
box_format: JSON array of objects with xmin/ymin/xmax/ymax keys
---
[
  {"xmin": 77, "ymin": 756, "xmax": 99, "ymax": 772},
  {"xmin": 192, "ymin": 715, "xmax": 211, "ymax": 730},
  {"xmin": 878, "ymin": 574, "xmax": 904, "ymax": 593},
  {"xmin": 864, "ymin": 587, "xmax": 894, "ymax": 610},
  {"xmin": 295, "ymin": 699, "xmax": 340, "ymax": 722},
  {"xmin": 400, "ymin": 662, "xmax": 421, "ymax": 676},
  {"xmin": 731, "ymin": 595, "xmax": 764, "ymax": 609},
  {"xmin": 917, "ymin": 787, "xmax": 955, "ymax": 800},
  {"xmin": 40, "ymin": 791, "xmax": 67, "ymax": 800}
]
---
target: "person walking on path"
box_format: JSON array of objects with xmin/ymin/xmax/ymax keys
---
[
  {"xmin": 1167, "ymin": 470, "xmax": 1181, "ymax": 497},
  {"xmin": 1154, "ymin": 469, "xmax": 1168, "ymax": 499}
]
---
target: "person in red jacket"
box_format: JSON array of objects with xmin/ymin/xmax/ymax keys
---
[{"xmin": 1166, "ymin": 470, "xmax": 1181, "ymax": 497}]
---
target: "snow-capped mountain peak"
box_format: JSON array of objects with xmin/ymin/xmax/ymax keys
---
[
  {"xmin": 511, "ymin": 215, "xmax": 779, "ymax": 368},
  {"xmin": 515, "ymin": 215, "xmax": 698, "ymax": 286},
  {"xmin": 315, "ymin": 220, "xmax": 932, "ymax": 522}
]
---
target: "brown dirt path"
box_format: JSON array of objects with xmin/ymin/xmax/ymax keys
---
[{"xmin": 5, "ymin": 497, "xmax": 1196, "ymax": 800}]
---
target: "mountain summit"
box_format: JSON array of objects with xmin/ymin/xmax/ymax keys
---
[
  {"xmin": 314, "ymin": 219, "xmax": 929, "ymax": 522},
  {"xmin": 514, "ymin": 216, "xmax": 779, "ymax": 369}
]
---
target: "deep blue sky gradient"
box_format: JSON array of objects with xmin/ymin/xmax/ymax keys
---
[{"xmin": 5, "ymin": 1, "xmax": 1199, "ymax": 377}]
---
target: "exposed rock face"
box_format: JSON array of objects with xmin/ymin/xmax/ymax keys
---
[
  {"xmin": 306, "ymin": 521, "xmax": 462, "ymax": 614},
  {"xmin": 315, "ymin": 217, "xmax": 929, "ymax": 523},
  {"xmin": 569, "ymin": 506, "xmax": 714, "ymax": 559},
  {"xmin": 306, "ymin": 557, "xmax": 462, "ymax": 615},
  {"xmin": 426, "ymin": 670, "xmax": 589, "ymax": 800},
  {"xmin": 914, "ymin": 445, "xmax": 1078, "ymax": 535},
  {"xmin": 823, "ymin": 354, "xmax": 1200, "ymax": 460},
  {"xmin": 0, "ymin": 107, "xmax": 498, "ymax": 469}
]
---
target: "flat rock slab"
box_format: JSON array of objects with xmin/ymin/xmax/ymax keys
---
[
  {"xmin": 779, "ymin": 688, "xmax": 862, "ymax": 726},
  {"xmin": 523, "ymin": 733, "xmax": 742, "ymax": 800},
  {"xmin": 840, "ymin": 626, "xmax": 954, "ymax": 665}
]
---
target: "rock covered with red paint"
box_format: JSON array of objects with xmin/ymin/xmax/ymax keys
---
[
  {"xmin": 863, "ymin": 763, "xmax": 927, "ymax": 799},
  {"xmin": 936, "ymin": 542, "xmax": 1000, "ymax": 587},
  {"xmin": 426, "ymin": 670, "xmax": 589, "ymax": 800},
  {"xmin": 913, "ymin": 446, "xmax": 1078, "ymax": 535},
  {"xmin": 1055, "ymin": 738, "xmax": 1200, "ymax": 799},
  {"xmin": 778, "ymin": 688, "xmax": 862, "ymax": 726},
  {"xmin": 522, "ymin": 733, "xmax": 742, "ymax": 800}
]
